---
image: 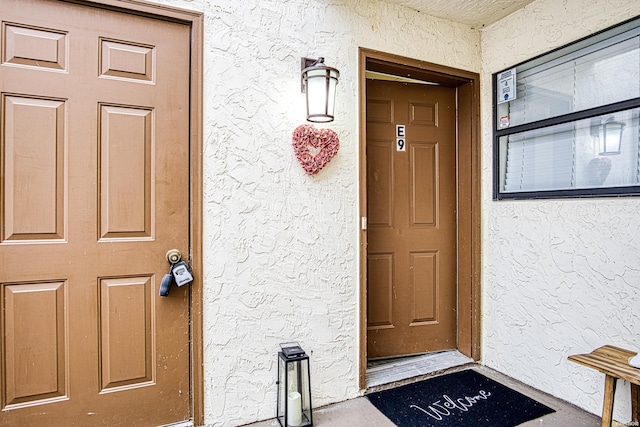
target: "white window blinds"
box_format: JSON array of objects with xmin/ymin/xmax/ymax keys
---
[
  {"xmin": 503, "ymin": 30, "xmax": 640, "ymax": 128},
  {"xmin": 497, "ymin": 21, "xmax": 640, "ymax": 196}
]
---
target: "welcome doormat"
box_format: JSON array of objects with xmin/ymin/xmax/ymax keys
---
[{"xmin": 366, "ymin": 369, "xmax": 555, "ymax": 427}]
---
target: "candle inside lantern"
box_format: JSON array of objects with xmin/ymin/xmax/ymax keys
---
[{"xmin": 287, "ymin": 391, "xmax": 302, "ymax": 426}]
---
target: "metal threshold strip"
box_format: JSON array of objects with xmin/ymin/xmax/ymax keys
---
[
  {"xmin": 157, "ymin": 421, "xmax": 194, "ymax": 427},
  {"xmin": 366, "ymin": 350, "xmax": 474, "ymax": 388}
]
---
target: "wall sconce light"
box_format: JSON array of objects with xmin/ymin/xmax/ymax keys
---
[
  {"xmin": 600, "ymin": 120, "xmax": 625, "ymax": 155},
  {"xmin": 592, "ymin": 117, "xmax": 625, "ymax": 156},
  {"xmin": 301, "ymin": 57, "xmax": 339, "ymax": 123}
]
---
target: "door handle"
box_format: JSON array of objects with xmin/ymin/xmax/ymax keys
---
[
  {"xmin": 166, "ymin": 249, "xmax": 182, "ymax": 264},
  {"xmin": 160, "ymin": 249, "xmax": 194, "ymax": 297}
]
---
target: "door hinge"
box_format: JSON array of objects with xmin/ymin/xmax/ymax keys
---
[{"xmin": 361, "ymin": 216, "xmax": 367, "ymax": 230}]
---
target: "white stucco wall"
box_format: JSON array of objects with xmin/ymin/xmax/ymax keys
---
[
  {"xmin": 119, "ymin": 0, "xmax": 640, "ymax": 425},
  {"xmin": 145, "ymin": 1, "xmax": 480, "ymax": 426},
  {"xmin": 481, "ymin": 0, "xmax": 640, "ymax": 423}
]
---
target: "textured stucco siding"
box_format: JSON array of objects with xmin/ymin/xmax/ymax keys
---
[
  {"xmin": 117, "ymin": 0, "xmax": 640, "ymax": 425},
  {"xmin": 145, "ymin": 1, "xmax": 480, "ymax": 426},
  {"xmin": 481, "ymin": 0, "xmax": 640, "ymax": 423}
]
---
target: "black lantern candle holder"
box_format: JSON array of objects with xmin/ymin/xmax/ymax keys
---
[{"xmin": 277, "ymin": 342, "xmax": 313, "ymax": 427}]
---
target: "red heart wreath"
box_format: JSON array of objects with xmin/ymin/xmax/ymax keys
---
[{"xmin": 292, "ymin": 124, "xmax": 340, "ymax": 175}]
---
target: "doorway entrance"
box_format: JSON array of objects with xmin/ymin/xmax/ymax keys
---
[
  {"xmin": 366, "ymin": 79, "xmax": 457, "ymax": 358},
  {"xmin": 358, "ymin": 49, "xmax": 480, "ymax": 388},
  {"xmin": 0, "ymin": 0, "xmax": 203, "ymax": 425}
]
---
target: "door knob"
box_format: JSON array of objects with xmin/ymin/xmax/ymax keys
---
[
  {"xmin": 160, "ymin": 249, "xmax": 194, "ymax": 297},
  {"xmin": 166, "ymin": 249, "xmax": 182, "ymax": 264}
]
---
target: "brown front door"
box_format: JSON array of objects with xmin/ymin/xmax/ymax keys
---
[
  {"xmin": 1, "ymin": 1, "xmax": 191, "ymax": 425},
  {"xmin": 366, "ymin": 79, "xmax": 457, "ymax": 359}
]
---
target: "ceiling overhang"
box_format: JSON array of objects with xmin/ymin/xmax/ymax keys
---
[{"xmin": 378, "ymin": 0, "xmax": 537, "ymax": 27}]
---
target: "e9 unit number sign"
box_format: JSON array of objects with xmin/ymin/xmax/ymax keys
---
[{"xmin": 396, "ymin": 125, "xmax": 406, "ymax": 151}]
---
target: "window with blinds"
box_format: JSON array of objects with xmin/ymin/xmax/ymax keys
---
[{"xmin": 493, "ymin": 17, "xmax": 640, "ymax": 199}]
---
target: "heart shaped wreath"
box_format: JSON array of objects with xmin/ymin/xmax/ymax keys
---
[{"xmin": 292, "ymin": 124, "xmax": 340, "ymax": 175}]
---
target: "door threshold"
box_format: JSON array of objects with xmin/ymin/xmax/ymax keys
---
[
  {"xmin": 365, "ymin": 350, "xmax": 473, "ymax": 389},
  {"xmin": 157, "ymin": 421, "xmax": 194, "ymax": 427}
]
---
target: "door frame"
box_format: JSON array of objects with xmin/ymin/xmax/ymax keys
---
[
  {"xmin": 64, "ymin": 0, "xmax": 204, "ymax": 423},
  {"xmin": 358, "ymin": 48, "xmax": 481, "ymax": 389}
]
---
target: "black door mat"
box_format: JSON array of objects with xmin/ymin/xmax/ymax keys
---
[{"xmin": 366, "ymin": 369, "xmax": 555, "ymax": 427}]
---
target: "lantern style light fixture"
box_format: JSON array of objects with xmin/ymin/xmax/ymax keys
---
[
  {"xmin": 593, "ymin": 117, "xmax": 625, "ymax": 155},
  {"xmin": 277, "ymin": 342, "xmax": 313, "ymax": 427},
  {"xmin": 600, "ymin": 119, "xmax": 625, "ymax": 155},
  {"xmin": 301, "ymin": 57, "xmax": 340, "ymax": 123}
]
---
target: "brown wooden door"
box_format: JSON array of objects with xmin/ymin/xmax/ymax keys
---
[
  {"xmin": 0, "ymin": 1, "xmax": 191, "ymax": 425},
  {"xmin": 366, "ymin": 79, "xmax": 457, "ymax": 359}
]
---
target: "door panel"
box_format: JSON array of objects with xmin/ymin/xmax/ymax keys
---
[
  {"xmin": 3, "ymin": 281, "xmax": 67, "ymax": 406},
  {"xmin": 0, "ymin": 1, "xmax": 191, "ymax": 425},
  {"xmin": 99, "ymin": 104, "xmax": 153, "ymax": 239},
  {"xmin": 99, "ymin": 276, "xmax": 154, "ymax": 391},
  {"xmin": 367, "ymin": 254, "xmax": 394, "ymax": 328},
  {"xmin": 2, "ymin": 94, "xmax": 66, "ymax": 241},
  {"xmin": 366, "ymin": 79, "xmax": 457, "ymax": 359}
]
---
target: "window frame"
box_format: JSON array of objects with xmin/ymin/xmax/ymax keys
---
[{"xmin": 492, "ymin": 16, "xmax": 640, "ymax": 200}]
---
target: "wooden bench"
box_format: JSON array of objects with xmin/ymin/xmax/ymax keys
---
[{"xmin": 568, "ymin": 345, "xmax": 640, "ymax": 427}]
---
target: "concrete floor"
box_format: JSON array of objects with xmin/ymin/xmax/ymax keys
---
[{"xmin": 244, "ymin": 365, "xmax": 601, "ymax": 427}]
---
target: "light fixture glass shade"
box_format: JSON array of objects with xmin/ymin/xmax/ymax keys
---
[
  {"xmin": 600, "ymin": 120, "xmax": 624, "ymax": 155},
  {"xmin": 302, "ymin": 58, "xmax": 339, "ymax": 123}
]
